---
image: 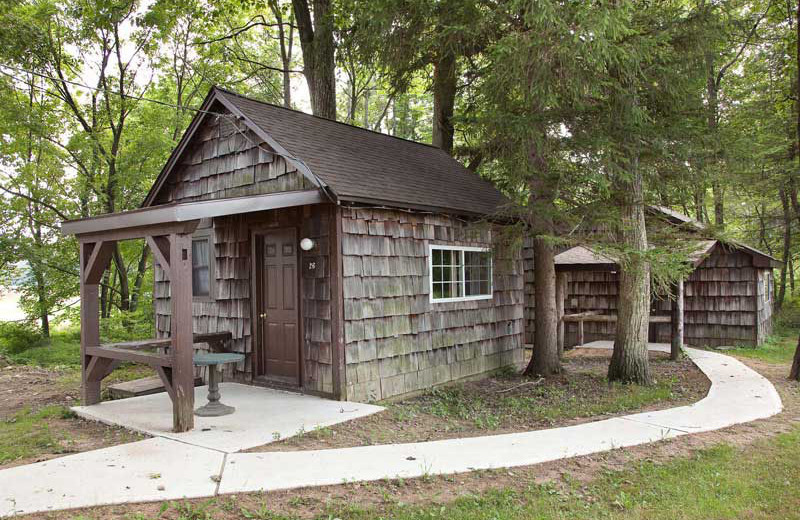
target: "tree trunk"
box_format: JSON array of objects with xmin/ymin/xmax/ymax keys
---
[
  {"xmin": 100, "ymin": 270, "xmax": 110, "ymax": 319},
  {"xmin": 269, "ymin": 0, "xmax": 293, "ymax": 108},
  {"xmin": 609, "ymin": 160, "xmax": 652, "ymax": 385},
  {"xmin": 293, "ymin": 0, "xmax": 337, "ymax": 119},
  {"xmin": 432, "ymin": 53, "xmax": 456, "ymax": 155},
  {"xmin": 694, "ymin": 186, "xmax": 706, "ymax": 224},
  {"xmin": 363, "ymin": 88, "xmax": 370, "ymax": 128},
  {"xmin": 35, "ymin": 269, "xmax": 50, "ymax": 338},
  {"xmin": 129, "ymin": 244, "xmax": 149, "ymax": 312},
  {"xmin": 112, "ymin": 246, "xmax": 130, "ymax": 311},
  {"xmin": 524, "ymin": 237, "xmax": 560, "ymax": 376},
  {"xmin": 790, "ymin": 335, "xmax": 800, "ymax": 380},
  {"xmin": 778, "ymin": 189, "xmax": 792, "ymax": 309},
  {"xmin": 712, "ymin": 180, "xmax": 724, "ymax": 229}
]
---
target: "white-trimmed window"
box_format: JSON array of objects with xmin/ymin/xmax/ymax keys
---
[{"xmin": 429, "ymin": 245, "xmax": 493, "ymax": 303}]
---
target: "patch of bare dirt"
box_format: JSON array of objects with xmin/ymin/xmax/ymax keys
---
[
  {"xmin": 0, "ymin": 365, "xmax": 145, "ymax": 470},
  {"xmin": 248, "ymin": 348, "xmax": 709, "ymax": 452},
  {"xmin": 0, "ymin": 365, "xmax": 77, "ymax": 420}
]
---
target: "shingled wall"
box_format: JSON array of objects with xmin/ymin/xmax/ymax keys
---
[
  {"xmin": 557, "ymin": 247, "xmax": 772, "ymax": 348},
  {"xmin": 340, "ymin": 208, "xmax": 524, "ymax": 402},
  {"xmin": 152, "ymin": 102, "xmax": 313, "ymax": 205},
  {"xmin": 152, "ymin": 104, "xmax": 332, "ymax": 393}
]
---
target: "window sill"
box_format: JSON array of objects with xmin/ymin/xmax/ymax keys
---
[{"xmin": 430, "ymin": 294, "xmax": 493, "ymax": 304}]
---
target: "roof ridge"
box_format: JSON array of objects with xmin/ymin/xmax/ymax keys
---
[{"xmin": 213, "ymin": 86, "xmax": 448, "ymax": 153}]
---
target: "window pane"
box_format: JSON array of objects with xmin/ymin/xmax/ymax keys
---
[
  {"xmin": 431, "ymin": 247, "xmax": 488, "ymax": 300},
  {"xmin": 192, "ymin": 239, "xmax": 210, "ymax": 297}
]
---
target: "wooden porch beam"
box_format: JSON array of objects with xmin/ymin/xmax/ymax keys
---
[
  {"xmin": 154, "ymin": 366, "xmax": 177, "ymax": 402},
  {"xmin": 146, "ymin": 235, "xmax": 172, "ymax": 280},
  {"xmin": 83, "ymin": 241, "xmax": 115, "ymax": 285},
  {"xmin": 555, "ymin": 271, "xmax": 567, "ymax": 357},
  {"xmin": 76, "ymin": 220, "xmax": 199, "ymax": 244},
  {"xmin": 85, "ymin": 355, "xmax": 115, "ymax": 383},
  {"xmin": 79, "ymin": 241, "xmax": 102, "ymax": 405},
  {"xmin": 671, "ymin": 279, "xmax": 684, "ymax": 360},
  {"xmin": 169, "ymin": 232, "xmax": 195, "ymax": 432},
  {"xmin": 329, "ymin": 204, "xmax": 347, "ymax": 400}
]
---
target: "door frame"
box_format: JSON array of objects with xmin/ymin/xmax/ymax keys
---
[{"xmin": 250, "ymin": 225, "xmax": 303, "ymax": 387}]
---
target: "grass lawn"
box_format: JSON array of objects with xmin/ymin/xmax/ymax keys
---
[
  {"xmin": 255, "ymin": 349, "xmax": 708, "ymax": 451},
  {"xmin": 0, "ymin": 405, "xmax": 73, "ymax": 465},
  {"xmin": 724, "ymin": 326, "xmax": 798, "ymax": 365},
  {"xmin": 3, "ymin": 332, "xmax": 82, "ymax": 368},
  {"xmin": 314, "ymin": 426, "xmax": 800, "ymax": 520}
]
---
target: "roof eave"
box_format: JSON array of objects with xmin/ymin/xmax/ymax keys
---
[
  {"xmin": 64, "ymin": 190, "xmax": 326, "ymax": 237},
  {"xmin": 338, "ymin": 195, "xmax": 514, "ymax": 222}
]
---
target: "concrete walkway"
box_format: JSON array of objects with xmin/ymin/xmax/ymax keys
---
[{"xmin": 0, "ymin": 345, "xmax": 783, "ymax": 517}]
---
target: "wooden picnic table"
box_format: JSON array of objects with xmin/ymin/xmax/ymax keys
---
[{"xmin": 562, "ymin": 312, "xmax": 671, "ymax": 346}]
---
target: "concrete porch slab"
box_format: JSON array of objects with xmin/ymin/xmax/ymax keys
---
[{"xmin": 72, "ymin": 383, "xmax": 384, "ymax": 453}]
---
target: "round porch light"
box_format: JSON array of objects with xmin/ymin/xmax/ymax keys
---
[{"xmin": 300, "ymin": 238, "xmax": 315, "ymax": 251}]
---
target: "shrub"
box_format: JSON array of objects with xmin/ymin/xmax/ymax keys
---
[{"xmin": 0, "ymin": 321, "xmax": 43, "ymax": 354}]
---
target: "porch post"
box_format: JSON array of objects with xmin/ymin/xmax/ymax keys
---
[
  {"xmin": 80, "ymin": 242, "xmax": 101, "ymax": 405},
  {"xmin": 671, "ymin": 278, "xmax": 684, "ymax": 360},
  {"xmin": 555, "ymin": 271, "xmax": 567, "ymax": 357},
  {"xmin": 79, "ymin": 240, "xmax": 114, "ymax": 405},
  {"xmin": 170, "ymin": 232, "xmax": 195, "ymax": 432},
  {"xmin": 329, "ymin": 204, "xmax": 347, "ymax": 400}
]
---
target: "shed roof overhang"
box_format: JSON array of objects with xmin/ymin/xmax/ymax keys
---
[{"xmin": 61, "ymin": 189, "xmax": 326, "ymax": 239}]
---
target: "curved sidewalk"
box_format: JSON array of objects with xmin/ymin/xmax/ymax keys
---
[{"xmin": 0, "ymin": 346, "xmax": 783, "ymax": 517}]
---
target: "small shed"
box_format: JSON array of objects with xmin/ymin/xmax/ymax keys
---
[
  {"xmin": 523, "ymin": 219, "xmax": 779, "ymax": 349},
  {"xmin": 62, "ymin": 87, "xmax": 524, "ymax": 430}
]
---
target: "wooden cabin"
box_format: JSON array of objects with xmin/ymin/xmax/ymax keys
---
[
  {"xmin": 62, "ymin": 87, "xmax": 524, "ymax": 426},
  {"xmin": 523, "ymin": 209, "xmax": 779, "ymax": 349}
]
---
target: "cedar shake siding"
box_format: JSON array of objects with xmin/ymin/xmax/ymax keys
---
[
  {"xmin": 547, "ymin": 246, "xmax": 774, "ymax": 348},
  {"xmin": 154, "ymin": 206, "xmax": 335, "ymax": 395},
  {"xmin": 341, "ymin": 208, "xmax": 524, "ymax": 402},
  {"xmin": 152, "ymin": 102, "xmax": 313, "ymax": 205},
  {"xmin": 152, "ymin": 107, "xmax": 334, "ymax": 394}
]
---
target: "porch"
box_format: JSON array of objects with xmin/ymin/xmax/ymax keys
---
[
  {"xmin": 60, "ymin": 190, "xmax": 330, "ymax": 433},
  {"xmin": 71, "ymin": 382, "xmax": 383, "ymax": 453}
]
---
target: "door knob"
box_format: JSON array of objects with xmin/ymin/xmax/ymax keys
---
[{"xmin": 259, "ymin": 313, "xmax": 267, "ymax": 319}]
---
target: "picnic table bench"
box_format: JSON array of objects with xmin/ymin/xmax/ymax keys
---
[
  {"xmin": 89, "ymin": 332, "xmax": 243, "ymax": 416},
  {"xmin": 562, "ymin": 311, "xmax": 671, "ymax": 346}
]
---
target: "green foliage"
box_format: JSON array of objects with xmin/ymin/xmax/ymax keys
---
[
  {"xmin": 5, "ymin": 331, "xmax": 81, "ymax": 367},
  {"xmin": 0, "ymin": 321, "xmax": 43, "ymax": 354},
  {"xmin": 723, "ymin": 305, "xmax": 800, "ymax": 364}
]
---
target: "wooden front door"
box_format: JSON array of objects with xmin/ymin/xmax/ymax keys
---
[{"xmin": 254, "ymin": 228, "xmax": 300, "ymax": 385}]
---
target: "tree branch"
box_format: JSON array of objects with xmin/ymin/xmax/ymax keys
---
[
  {"xmin": 195, "ymin": 15, "xmax": 297, "ymax": 45},
  {"xmin": 0, "ymin": 184, "xmax": 70, "ymax": 220}
]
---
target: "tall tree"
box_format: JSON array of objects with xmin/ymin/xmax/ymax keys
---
[
  {"xmin": 293, "ymin": 0, "xmax": 337, "ymax": 118},
  {"xmin": 348, "ymin": 0, "xmax": 494, "ymax": 154}
]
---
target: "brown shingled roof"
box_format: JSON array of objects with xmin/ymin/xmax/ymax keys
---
[{"xmin": 145, "ymin": 87, "xmax": 509, "ymax": 217}]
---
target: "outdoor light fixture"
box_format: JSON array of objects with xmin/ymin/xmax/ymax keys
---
[{"xmin": 300, "ymin": 238, "xmax": 315, "ymax": 251}]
